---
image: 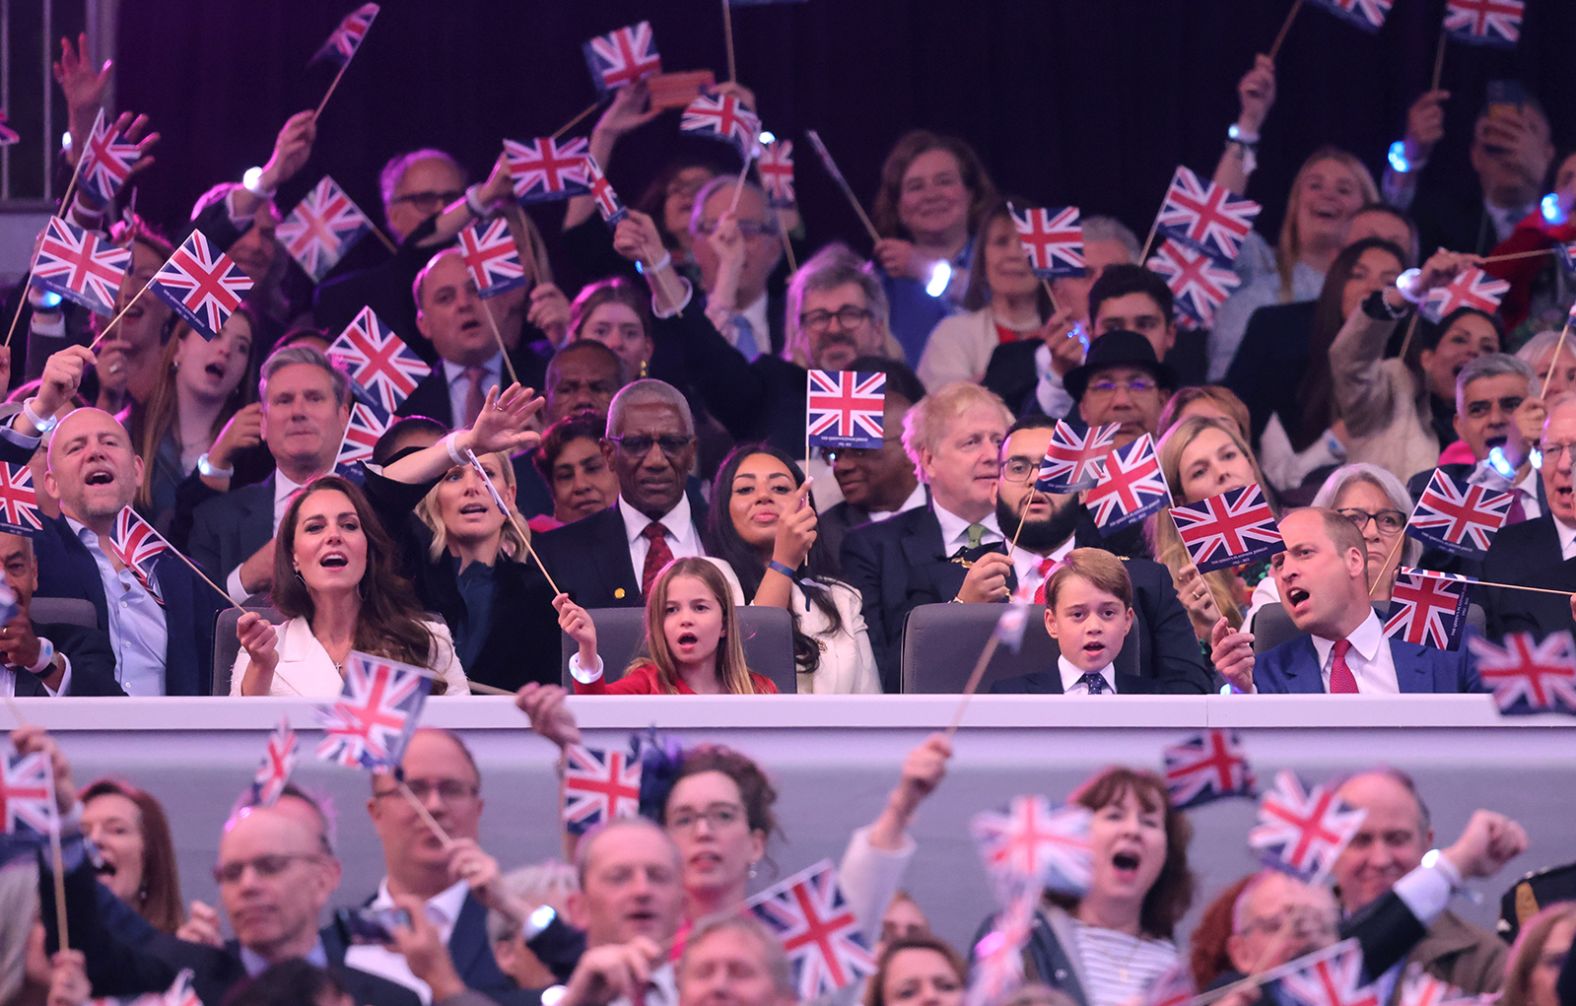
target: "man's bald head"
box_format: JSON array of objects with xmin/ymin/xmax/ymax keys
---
[{"xmin": 42, "ymin": 408, "xmax": 143, "ymax": 530}]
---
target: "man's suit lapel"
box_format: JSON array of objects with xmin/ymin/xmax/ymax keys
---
[
  {"xmin": 448, "ymin": 895, "xmax": 502, "ymax": 987},
  {"xmin": 48, "ymin": 515, "xmax": 110, "ymax": 628},
  {"xmin": 1389, "ymin": 640, "xmax": 1434, "ymax": 694},
  {"xmin": 1281, "ymin": 638, "xmax": 1328, "ymax": 694},
  {"xmin": 151, "ymin": 553, "xmax": 198, "ymax": 696},
  {"xmin": 900, "ymin": 509, "xmax": 961, "ymax": 601},
  {"xmin": 593, "ymin": 506, "xmax": 641, "ymax": 604}
]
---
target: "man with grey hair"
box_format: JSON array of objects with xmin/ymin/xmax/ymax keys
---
[
  {"xmin": 536, "ymin": 379, "xmax": 742, "ymax": 608},
  {"xmin": 1516, "ymin": 329, "xmax": 1576, "ymax": 399},
  {"xmin": 677, "ymin": 916, "xmax": 795, "ymax": 1006},
  {"xmin": 190, "ymin": 344, "xmax": 353, "ymax": 601}
]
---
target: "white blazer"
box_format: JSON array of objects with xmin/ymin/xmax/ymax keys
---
[
  {"xmin": 791, "ymin": 581, "xmax": 881, "ymax": 695},
  {"xmin": 230, "ymin": 616, "xmax": 470, "ymax": 697}
]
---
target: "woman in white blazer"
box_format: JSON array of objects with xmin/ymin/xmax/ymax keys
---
[{"xmin": 704, "ymin": 445, "xmax": 880, "ymax": 694}]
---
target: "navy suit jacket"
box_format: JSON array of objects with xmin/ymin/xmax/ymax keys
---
[
  {"xmin": 33, "ymin": 514, "xmax": 219, "ymax": 695},
  {"xmin": 533, "ymin": 491, "xmax": 710, "ymax": 610},
  {"xmin": 188, "ymin": 475, "xmax": 276, "ymax": 587},
  {"xmin": 15, "ymin": 621, "xmax": 124, "ymax": 697},
  {"xmin": 1481, "ymin": 516, "xmax": 1576, "ymax": 640},
  {"xmin": 1253, "ymin": 632, "xmax": 1481, "ymax": 694},
  {"xmin": 989, "ymin": 668, "xmax": 1166, "ymax": 694}
]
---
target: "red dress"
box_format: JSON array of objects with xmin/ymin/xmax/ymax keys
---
[{"xmin": 572, "ymin": 658, "xmax": 778, "ymax": 695}]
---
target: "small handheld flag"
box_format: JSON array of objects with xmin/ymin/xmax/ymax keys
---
[
  {"xmin": 1086, "ymin": 434, "xmax": 1171, "ymax": 534},
  {"xmin": 1036, "ymin": 420, "xmax": 1118, "ymax": 493},
  {"xmin": 251, "ymin": 719, "xmax": 297, "ymax": 807},
  {"xmin": 31, "ymin": 216, "xmax": 130, "ymax": 317},
  {"xmin": 1280, "ymin": 940, "xmax": 1380, "ymax": 1006},
  {"xmin": 0, "ymin": 463, "xmax": 41, "ymax": 537},
  {"xmin": 757, "ymin": 139, "xmax": 796, "ymax": 208},
  {"xmin": 1169, "ymin": 484, "xmax": 1284, "ymax": 574},
  {"xmin": 107, "ymin": 506, "xmax": 169, "ymax": 604},
  {"xmin": 149, "ymin": 231, "xmax": 254, "ymax": 341},
  {"xmin": 1010, "ymin": 204, "xmax": 1085, "ymax": 279},
  {"xmin": 1468, "ymin": 631, "xmax": 1576, "ymax": 716},
  {"xmin": 1143, "ymin": 964, "xmax": 1198, "ymax": 1006},
  {"xmin": 1383, "ymin": 567, "xmax": 1472, "ymax": 650},
  {"xmin": 313, "ymin": 3, "xmax": 379, "ymax": 66},
  {"xmin": 1420, "ymin": 267, "xmax": 1510, "ymax": 324},
  {"xmin": 1162, "ymin": 729, "xmax": 1256, "ymax": 810},
  {"xmin": 0, "ymin": 749, "xmax": 57, "ymax": 837},
  {"xmin": 1398, "ymin": 967, "xmax": 1481, "ymax": 1006},
  {"xmin": 806, "ymin": 370, "xmax": 886, "ymax": 450},
  {"xmin": 748, "ymin": 859, "xmax": 876, "ymax": 1000},
  {"xmin": 562, "ymin": 744, "xmax": 644, "ymax": 834},
  {"xmin": 327, "ymin": 307, "xmax": 430, "ymax": 416},
  {"xmin": 966, "ymin": 883, "xmax": 1038, "ymax": 1006},
  {"xmin": 78, "ymin": 111, "xmax": 140, "ymax": 204},
  {"xmin": 993, "ymin": 604, "xmax": 1031, "ymax": 653},
  {"xmin": 1405, "ymin": 469, "xmax": 1511, "ymax": 557},
  {"xmin": 680, "ymin": 92, "xmax": 760, "ymax": 156},
  {"xmin": 456, "ymin": 219, "xmax": 527, "ymax": 298},
  {"xmin": 1147, "ymin": 239, "xmax": 1243, "ymax": 329},
  {"xmin": 503, "ymin": 137, "xmax": 591, "ymax": 204},
  {"xmin": 1156, "ymin": 166, "xmax": 1261, "ymax": 265},
  {"xmin": 1443, "ymin": 0, "xmax": 1524, "ymax": 47},
  {"xmin": 586, "ymin": 155, "xmax": 628, "ymax": 228},
  {"xmin": 1308, "ymin": 0, "xmax": 1393, "ymax": 33},
  {"xmin": 582, "ymin": 21, "xmax": 662, "ymax": 95},
  {"xmin": 335, "ymin": 402, "xmax": 391, "ymax": 468},
  {"xmin": 315, "ymin": 652, "xmax": 433, "ymax": 772},
  {"xmin": 278, "ymin": 177, "xmax": 373, "ymax": 283},
  {"xmin": 1249, "ymin": 770, "xmax": 1366, "ymax": 883},
  {"xmin": 971, "ymin": 795, "xmax": 1093, "ymax": 899}
]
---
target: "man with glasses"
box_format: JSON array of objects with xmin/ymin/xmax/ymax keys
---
[
  {"xmin": 817, "ymin": 357, "xmax": 928, "ymax": 561},
  {"xmin": 1483, "ymin": 393, "xmax": 1576, "ymax": 639},
  {"xmin": 1064, "ymin": 330, "xmax": 1174, "ymax": 449},
  {"xmin": 689, "ymin": 179, "xmax": 786, "ymax": 359},
  {"xmin": 536, "ymin": 379, "xmax": 743, "ymax": 608}
]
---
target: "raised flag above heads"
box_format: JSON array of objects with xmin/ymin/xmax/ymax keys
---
[
  {"xmin": 313, "ymin": 3, "xmax": 379, "ymax": 66},
  {"xmin": 278, "ymin": 176, "xmax": 373, "ymax": 283},
  {"xmin": 1169, "ymin": 484, "xmax": 1284, "ymax": 574},
  {"xmin": 0, "ymin": 463, "xmax": 42, "ymax": 537},
  {"xmin": 107, "ymin": 506, "xmax": 169, "ymax": 605},
  {"xmin": 1468, "ymin": 631, "xmax": 1576, "ymax": 716},
  {"xmin": 78, "ymin": 111, "xmax": 140, "ymax": 204},
  {"xmin": 335, "ymin": 402, "xmax": 391, "ymax": 468},
  {"xmin": 1249, "ymin": 771, "xmax": 1366, "ymax": 883},
  {"xmin": 1086, "ymin": 434, "xmax": 1170, "ymax": 534},
  {"xmin": 748, "ymin": 859, "xmax": 876, "ymax": 1000},
  {"xmin": 1406, "ymin": 469, "xmax": 1511, "ymax": 557},
  {"xmin": 585, "ymin": 155, "xmax": 628, "ymax": 228},
  {"xmin": 251, "ymin": 719, "xmax": 297, "ymax": 808},
  {"xmin": 1, "ymin": 749, "xmax": 57, "ymax": 838},
  {"xmin": 582, "ymin": 21, "xmax": 662, "ymax": 95},
  {"xmin": 1146, "ymin": 239, "xmax": 1242, "ymax": 329},
  {"xmin": 327, "ymin": 306, "xmax": 430, "ymax": 416},
  {"xmin": 315, "ymin": 651, "xmax": 432, "ymax": 772},
  {"xmin": 149, "ymin": 230, "xmax": 254, "ymax": 341},
  {"xmin": 31, "ymin": 215, "xmax": 129, "ymax": 317},
  {"xmin": 1162, "ymin": 729, "xmax": 1256, "ymax": 811},
  {"xmin": 1383, "ymin": 567, "xmax": 1472, "ymax": 650},
  {"xmin": 1308, "ymin": 0, "xmax": 1393, "ymax": 33},
  {"xmin": 757, "ymin": 139, "xmax": 796, "ymax": 208},
  {"xmin": 503, "ymin": 137, "xmax": 591, "ymax": 204},
  {"xmin": 681, "ymin": 92, "xmax": 761, "ymax": 156},
  {"xmin": 806, "ymin": 370, "xmax": 886, "ymax": 450},
  {"xmin": 562, "ymin": 744, "xmax": 644, "ymax": 835},
  {"xmin": 456, "ymin": 218, "xmax": 527, "ymax": 298},
  {"xmin": 1010, "ymin": 204, "xmax": 1086, "ymax": 278},
  {"xmin": 1443, "ymin": 0, "xmax": 1524, "ymax": 47},
  {"xmin": 970, "ymin": 795, "xmax": 1093, "ymax": 899},
  {"xmin": 1156, "ymin": 165, "xmax": 1261, "ymax": 265},
  {"xmin": 1036, "ymin": 420, "xmax": 1118, "ymax": 494},
  {"xmin": 1419, "ymin": 266, "xmax": 1510, "ymax": 324},
  {"xmin": 1280, "ymin": 940, "xmax": 1380, "ymax": 1006}
]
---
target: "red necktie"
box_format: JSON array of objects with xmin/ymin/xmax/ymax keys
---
[
  {"xmin": 461, "ymin": 366, "xmax": 488, "ymax": 427},
  {"xmin": 1505, "ymin": 490, "xmax": 1528, "ymax": 525},
  {"xmin": 640, "ymin": 523, "xmax": 674, "ymax": 597},
  {"xmin": 1328, "ymin": 638, "xmax": 1359, "ymax": 694},
  {"xmin": 1031, "ymin": 557, "xmax": 1060, "ymax": 605}
]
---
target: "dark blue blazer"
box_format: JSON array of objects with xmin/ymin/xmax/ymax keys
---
[
  {"xmin": 187, "ymin": 475, "xmax": 276, "ymax": 587},
  {"xmin": 533, "ymin": 487, "xmax": 711, "ymax": 610},
  {"xmin": 1253, "ymin": 632, "xmax": 1481, "ymax": 694},
  {"xmin": 33, "ymin": 514, "xmax": 219, "ymax": 695}
]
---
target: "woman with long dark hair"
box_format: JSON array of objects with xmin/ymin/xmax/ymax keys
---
[
  {"xmin": 79, "ymin": 779, "xmax": 184, "ymax": 934},
  {"xmin": 705, "ymin": 444, "xmax": 879, "ymax": 694}
]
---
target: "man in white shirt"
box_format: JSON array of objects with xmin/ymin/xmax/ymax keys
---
[
  {"xmin": 1453, "ymin": 353, "xmax": 1542, "ymax": 517},
  {"xmin": 1211, "ymin": 508, "xmax": 1479, "ymax": 694}
]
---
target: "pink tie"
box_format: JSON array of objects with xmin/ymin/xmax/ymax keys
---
[
  {"xmin": 461, "ymin": 366, "xmax": 488, "ymax": 426},
  {"xmin": 1505, "ymin": 490, "xmax": 1528, "ymax": 525},
  {"xmin": 1328, "ymin": 639, "xmax": 1359, "ymax": 694}
]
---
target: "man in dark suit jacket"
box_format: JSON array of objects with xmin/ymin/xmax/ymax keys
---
[
  {"xmin": 0, "ymin": 531, "xmax": 122, "ymax": 697},
  {"xmin": 1214, "ymin": 508, "xmax": 1479, "ymax": 694},
  {"xmin": 190, "ymin": 345, "xmax": 352, "ymax": 601}
]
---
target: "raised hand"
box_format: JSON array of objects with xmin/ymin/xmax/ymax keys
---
[
  {"xmin": 770, "ymin": 481, "xmax": 819, "ymax": 570},
  {"xmin": 1210, "ymin": 616, "xmax": 1256, "ymax": 693},
  {"xmin": 236, "ymin": 612, "xmax": 280, "ymax": 679},
  {"xmin": 463, "ymin": 383, "xmax": 546, "ymax": 456},
  {"xmin": 1235, "ymin": 54, "xmax": 1277, "ymax": 136},
  {"xmin": 257, "ymin": 110, "xmax": 318, "ymax": 194},
  {"xmin": 52, "ymin": 34, "xmax": 110, "ymax": 163},
  {"xmin": 514, "ymin": 681, "xmax": 584, "ymax": 750},
  {"xmin": 1404, "ymin": 90, "xmax": 1450, "ymax": 164}
]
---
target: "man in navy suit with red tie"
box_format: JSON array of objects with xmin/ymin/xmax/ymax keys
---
[{"xmin": 1211, "ymin": 508, "xmax": 1479, "ymax": 694}]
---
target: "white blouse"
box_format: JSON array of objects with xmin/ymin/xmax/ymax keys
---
[
  {"xmin": 230, "ymin": 616, "xmax": 470, "ymax": 697},
  {"xmin": 788, "ymin": 580, "xmax": 881, "ymax": 695}
]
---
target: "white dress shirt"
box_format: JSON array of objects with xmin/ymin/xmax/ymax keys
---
[
  {"xmin": 617, "ymin": 493, "xmax": 704, "ymax": 578},
  {"xmin": 223, "ymin": 469, "xmax": 311, "ymax": 603},
  {"xmin": 344, "ymin": 879, "xmax": 471, "ymax": 1003},
  {"xmin": 1011, "ymin": 538, "xmax": 1077, "ymax": 602},
  {"xmin": 68, "ymin": 517, "xmax": 168, "ymax": 696},
  {"xmin": 1469, "ymin": 459, "xmax": 1542, "ymax": 522},
  {"xmin": 932, "ymin": 502, "xmax": 1003, "ymax": 553},
  {"xmin": 442, "ymin": 354, "xmax": 504, "ymax": 427},
  {"xmin": 1309, "ymin": 610, "xmax": 1399, "ymax": 694},
  {"xmin": 610, "ymin": 963, "xmax": 678, "ymax": 1006},
  {"xmin": 1058, "ymin": 655, "xmax": 1116, "ymax": 694},
  {"xmin": 1557, "ymin": 516, "xmax": 1576, "ymax": 561},
  {"xmin": 865, "ymin": 483, "xmax": 927, "ymax": 524}
]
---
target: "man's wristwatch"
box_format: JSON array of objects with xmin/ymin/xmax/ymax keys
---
[{"xmin": 197, "ymin": 453, "xmax": 235, "ymax": 478}]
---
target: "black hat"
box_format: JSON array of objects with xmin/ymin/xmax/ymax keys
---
[
  {"xmin": 1499, "ymin": 861, "xmax": 1576, "ymax": 943},
  {"xmin": 1064, "ymin": 330, "xmax": 1177, "ymax": 403}
]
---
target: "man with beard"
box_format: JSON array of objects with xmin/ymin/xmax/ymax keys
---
[{"xmin": 985, "ymin": 417, "xmax": 1209, "ymax": 694}]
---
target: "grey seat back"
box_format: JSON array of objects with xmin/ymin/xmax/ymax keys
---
[
  {"xmin": 559, "ymin": 606, "xmax": 798, "ymax": 693},
  {"xmin": 900, "ymin": 602, "xmax": 1141, "ymax": 694},
  {"xmin": 213, "ymin": 606, "xmax": 287, "ymax": 696}
]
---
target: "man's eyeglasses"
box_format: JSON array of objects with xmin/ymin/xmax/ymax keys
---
[
  {"xmin": 213, "ymin": 852, "xmax": 321, "ymax": 886},
  {"xmin": 607, "ymin": 434, "xmax": 695, "ymax": 457},
  {"xmin": 694, "ymin": 219, "xmax": 776, "ymax": 238},
  {"xmin": 1464, "ymin": 396, "xmax": 1525, "ymax": 419},
  {"xmin": 1538, "ymin": 441, "xmax": 1576, "ymax": 465},
  {"xmin": 822, "ymin": 437, "xmax": 901, "ymax": 464},
  {"xmin": 1337, "ymin": 507, "xmax": 1407, "ymax": 534},
  {"xmin": 666, "ymin": 804, "xmax": 745, "ymax": 831},
  {"xmin": 375, "ymin": 779, "xmax": 479, "ymax": 802},
  {"xmin": 1085, "ymin": 377, "xmax": 1158, "ymax": 398},
  {"xmin": 999, "ymin": 457, "xmax": 1040, "ymax": 485},
  {"xmin": 390, "ymin": 189, "xmax": 464, "ymax": 211},
  {"xmin": 799, "ymin": 307, "xmax": 873, "ymax": 334}
]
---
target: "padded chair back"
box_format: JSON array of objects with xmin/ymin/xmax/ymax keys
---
[
  {"xmin": 560, "ymin": 606, "xmax": 798, "ymax": 694},
  {"xmin": 213, "ymin": 606, "xmax": 287, "ymax": 696},
  {"xmin": 900, "ymin": 603, "xmax": 1141, "ymax": 694},
  {"xmin": 1249, "ymin": 600, "xmax": 1486, "ymax": 654},
  {"xmin": 29, "ymin": 597, "xmax": 99, "ymax": 629}
]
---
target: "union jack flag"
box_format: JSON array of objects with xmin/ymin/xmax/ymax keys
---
[
  {"xmin": 757, "ymin": 139, "xmax": 795, "ymax": 208},
  {"xmin": 315, "ymin": 651, "xmax": 432, "ymax": 772},
  {"xmin": 1468, "ymin": 631, "xmax": 1576, "ymax": 716},
  {"xmin": 1156, "ymin": 165, "xmax": 1261, "ymax": 265},
  {"xmin": 335, "ymin": 402, "xmax": 391, "ymax": 468},
  {"xmin": 107, "ymin": 506, "xmax": 168, "ymax": 604},
  {"xmin": 1162, "ymin": 729, "xmax": 1256, "ymax": 810},
  {"xmin": 456, "ymin": 218, "xmax": 526, "ymax": 298},
  {"xmin": 681, "ymin": 92, "xmax": 760, "ymax": 155},
  {"xmin": 1170, "ymin": 484, "xmax": 1284, "ymax": 574},
  {"xmin": 1420, "ymin": 267, "xmax": 1510, "ymax": 324},
  {"xmin": 1406, "ymin": 469, "xmax": 1511, "ymax": 557},
  {"xmin": 586, "ymin": 155, "xmax": 628, "ymax": 228},
  {"xmin": 806, "ymin": 370, "xmax": 886, "ymax": 450},
  {"xmin": 966, "ymin": 883, "xmax": 1038, "ymax": 1006},
  {"xmin": 971, "ymin": 795, "xmax": 1093, "ymax": 899},
  {"xmin": 327, "ymin": 307, "xmax": 431, "ymax": 416},
  {"xmin": 277, "ymin": 177, "xmax": 372, "ymax": 282},
  {"xmin": 313, "ymin": 2, "xmax": 379, "ymax": 66},
  {"xmin": 1147, "ymin": 239, "xmax": 1242, "ymax": 329},
  {"xmin": 1086, "ymin": 434, "xmax": 1171, "ymax": 534},
  {"xmin": 1036, "ymin": 420, "xmax": 1117, "ymax": 493},
  {"xmin": 503, "ymin": 137, "xmax": 590, "ymax": 204},
  {"xmin": 1249, "ymin": 771, "xmax": 1366, "ymax": 883},
  {"xmin": 0, "ymin": 111, "xmax": 18, "ymax": 146},
  {"xmin": 1144, "ymin": 963, "xmax": 1199, "ymax": 1006},
  {"xmin": 994, "ymin": 603, "xmax": 1031, "ymax": 653},
  {"xmin": 582, "ymin": 21, "xmax": 662, "ymax": 94},
  {"xmin": 31, "ymin": 216, "xmax": 130, "ymax": 317},
  {"xmin": 1308, "ymin": 0, "xmax": 1393, "ymax": 32},
  {"xmin": 251, "ymin": 719, "xmax": 297, "ymax": 807},
  {"xmin": 562, "ymin": 744, "xmax": 644, "ymax": 835},
  {"xmin": 78, "ymin": 110, "xmax": 139, "ymax": 204},
  {"xmin": 1280, "ymin": 940, "xmax": 1380, "ymax": 1006},
  {"xmin": 160, "ymin": 971, "xmax": 202, "ymax": 1006},
  {"xmin": 748, "ymin": 859, "xmax": 876, "ymax": 1000},
  {"xmin": 0, "ymin": 750, "xmax": 56, "ymax": 837},
  {"xmin": 149, "ymin": 230, "xmax": 254, "ymax": 341},
  {"xmin": 1010, "ymin": 204, "xmax": 1085, "ymax": 278},
  {"xmin": 1443, "ymin": 0, "xmax": 1524, "ymax": 47},
  {"xmin": 1556, "ymin": 242, "xmax": 1576, "ymax": 274},
  {"xmin": 0, "ymin": 464, "xmax": 42, "ymax": 537},
  {"xmin": 1383, "ymin": 567, "xmax": 1472, "ymax": 650},
  {"xmin": 1399, "ymin": 967, "xmax": 1481, "ymax": 1006}
]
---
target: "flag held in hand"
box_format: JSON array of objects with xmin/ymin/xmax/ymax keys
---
[
  {"xmin": 966, "ymin": 882, "xmax": 1039, "ymax": 1006},
  {"xmin": 1249, "ymin": 770, "xmax": 1366, "ymax": 883},
  {"xmin": 1443, "ymin": 0, "xmax": 1524, "ymax": 47},
  {"xmin": 971, "ymin": 795, "xmax": 1093, "ymax": 901},
  {"xmin": 1405, "ymin": 469, "xmax": 1511, "ymax": 557},
  {"xmin": 335, "ymin": 402, "xmax": 391, "ymax": 468},
  {"xmin": 313, "ymin": 3, "xmax": 379, "ymax": 66},
  {"xmin": 757, "ymin": 139, "xmax": 796, "ymax": 208},
  {"xmin": 327, "ymin": 307, "xmax": 430, "ymax": 417},
  {"xmin": 748, "ymin": 859, "xmax": 876, "ymax": 1000},
  {"xmin": 1147, "ymin": 239, "xmax": 1242, "ymax": 330},
  {"xmin": 1420, "ymin": 267, "xmax": 1510, "ymax": 324},
  {"xmin": 681, "ymin": 92, "xmax": 761, "ymax": 156},
  {"xmin": 1087, "ymin": 434, "xmax": 1171, "ymax": 534},
  {"xmin": 582, "ymin": 21, "xmax": 662, "ymax": 95},
  {"xmin": 0, "ymin": 463, "xmax": 39, "ymax": 537},
  {"xmin": 586, "ymin": 155, "xmax": 628, "ymax": 228},
  {"xmin": 78, "ymin": 110, "xmax": 140, "ymax": 204},
  {"xmin": 315, "ymin": 652, "xmax": 432, "ymax": 772},
  {"xmin": 1, "ymin": 749, "xmax": 57, "ymax": 838},
  {"xmin": 1010, "ymin": 204, "xmax": 1085, "ymax": 279},
  {"xmin": 108, "ymin": 506, "xmax": 169, "ymax": 605},
  {"xmin": 1162, "ymin": 728, "xmax": 1255, "ymax": 810},
  {"xmin": 1383, "ymin": 567, "xmax": 1472, "ymax": 650},
  {"xmin": 1036, "ymin": 420, "xmax": 1117, "ymax": 493},
  {"xmin": 278, "ymin": 177, "xmax": 373, "ymax": 283},
  {"xmin": 1169, "ymin": 484, "xmax": 1284, "ymax": 574},
  {"xmin": 562, "ymin": 744, "xmax": 644, "ymax": 835},
  {"xmin": 1156, "ymin": 166, "xmax": 1261, "ymax": 265},
  {"xmin": 1308, "ymin": 0, "xmax": 1393, "ymax": 33},
  {"xmin": 504, "ymin": 137, "xmax": 591, "ymax": 204},
  {"xmin": 457, "ymin": 218, "xmax": 528, "ymax": 298},
  {"xmin": 1280, "ymin": 940, "xmax": 1380, "ymax": 1006},
  {"xmin": 806, "ymin": 370, "xmax": 886, "ymax": 450},
  {"xmin": 251, "ymin": 718, "xmax": 298, "ymax": 807},
  {"xmin": 149, "ymin": 231, "xmax": 254, "ymax": 342},
  {"xmin": 1468, "ymin": 631, "xmax": 1576, "ymax": 716},
  {"xmin": 31, "ymin": 216, "xmax": 130, "ymax": 317}
]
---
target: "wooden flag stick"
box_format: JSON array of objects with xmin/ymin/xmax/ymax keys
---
[
  {"xmin": 945, "ymin": 633, "xmax": 1004, "ymax": 739},
  {"xmin": 1540, "ymin": 319, "xmax": 1573, "ymax": 399},
  {"xmin": 397, "ymin": 779, "xmax": 454, "ymax": 847},
  {"xmin": 478, "ymin": 301, "xmax": 522, "ymax": 387},
  {"xmin": 804, "ymin": 131, "xmax": 881, "ymax": 245},
  {"xmin": 1039, "ymin": 277, "xmax": 1061, "ymax": 318},
  {"xmin": 1267, "ymin": 0, "xmax": 1304, "ymax": 61},
  {"xmin": 463, "ymin": 448, "xmax": 565, "ymax": 597},
  {"xmin": 1480, "ymin": 247, "xmax": 1561, "ymax": 265},
  {"xmin": 50, "ymin": 824, "xmax": 70, "ymax": 951},
  {"xmin": 551, "ymin": 101, "xmax": 601, "ymax": 141},
  {"xmin": 726, "ymin": 156, "xmax": 753, "ymax": 215},
  {"xmin": 1395, "ymin": 312, "xmax": 1422, "ymax": 363},
  {"xmin": 1471, "ymin": 578, "xmax": 1576, "ymax": 598},
  {"xmin": 776, "ymin": 212, "xmax": 799, "ymax": 274},
  {"xmin": 87, "ymin": 276, "xmax": 158, "ymax": 352},
  {"xmin": 1006, "ymin": 487, "xmax": 1039, "ymax": 561},
  {"xmin": 370, "ymin": 225, "xmax": 398, "ymax": 255},
  {"xmin": 56, "ymin": 109, "xmax": 99, "ymax": 216},
  {"xmin": 1429, "ymin": 29, "xmax": 1448, "ymax": 92},
  {"xmin": 161, "ymin": 539, "xmax": 246, "ymax": 611},
  {"xmin": 511, "ymin": 514, "xmax": 564, "ymax": 597},
  {"xmin": 467, "ymin": 681, "xmax": 514, "ymax": 697},
  {"xmin": 1, "ymin": 289, "xmax": 30, "ymax": 348},
  {"xmin": 313, "ymin": 50, "xmax": 363, "ymax": 120},
  {"xmin": 721, "ymin": 0, "xmax": 739, "ymax": 83}
]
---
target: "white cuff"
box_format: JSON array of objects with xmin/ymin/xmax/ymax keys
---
[
  {"xmin": 44, "ymin": 654, "xmax": 73, "ymax": 697},
  {"xmin": 650, "ymin": 278, "xmax": 694, "ymax": 319},
  {"xmin": 567, "ymin": 652, "xmax": 605, "ymax": 685},
  {"xmin": 1392, "ymin": 861, "xmax": 1455, "ymax": 927},
  {"xmin": 225, "ymin": 566, "xmax": 251, "ymax": 605},
  {"xmin": 1034, "ymin": 345, "xmax": 1074, "ymax": 418}
]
